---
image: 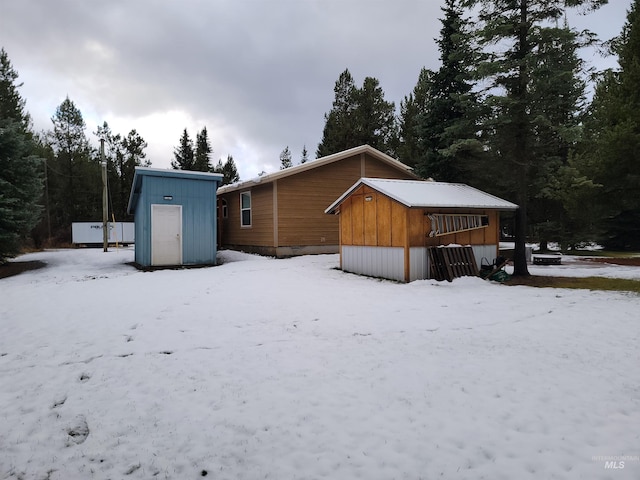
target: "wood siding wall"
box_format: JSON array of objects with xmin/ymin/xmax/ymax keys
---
[
  {"xmin": 276, "ymin": 156, "xmax": 361, "ymax": 246},
  {"xmin": 339, "ymin": 185, "xmax": 500, "ymax": 248},
  {"xmin": 220, "ymin": 183, "xmax": 274, "ymax": 247},
  {"xmin": 220, "ymin": 152, "xmax": 416, "ymax": 250}
]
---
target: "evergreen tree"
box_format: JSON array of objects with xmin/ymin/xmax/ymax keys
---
[
  {"xmin": 48, "ymin": 97, "xmax": 98, "ymax": 235},
  {"xmin": 0, "ymin": 49, "xmax": 44, "ymax": 262},
  {"xmin": 300, "ymin": 145, "xmax": 309, "ymax": 164},
  {"xmin": 280, "ymin": 146, "xmax": 293, "ymax": 169},
  {"xmin": 317, "ymin": 69, "xmax": 398, "ymax": 158},
  {"xmin": 416, "ymin": 0, "xmax": 481, "ymax": 183},
  {"xmin": 317, "ymin": 69, "xmax": 358, "ymax": 158},
  {"xmin": 575, "ymin": 0, "xmax": 640, "ymax": 249},
  {"xmin": 354, "ymin": 77, "xmax": 398, "ymax": 155},
  {"xmin": 94, "ymin": 123, "xmax": 148, "ymax": 221},
  {"xmin": 397, "ymin": 68, "xmax": 433, "ymax": 169},
  {"xmin": 194, "ymin": 126, "xmax": 212, "ymax": 172},
  {"xmin": 171, "ymin": 128, "xmax": 195, "ymax": 170},
  {"xmin": 218, "ymin": 155, "xmax": 240, "ymax": 185},
  {"xmin": 120, "ymin": 129, "xmax": 148, "ymax": 218},
  {"xmin": 465, "ymin": 0, "xmax": 605, "ymax": 275},
  {"xmin": 527, "ymin": 24, "xmax": 589, "ymax": 250}
]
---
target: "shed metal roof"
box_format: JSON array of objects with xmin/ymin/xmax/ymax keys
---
[
  {"xmin": 325, "ymin": 178, "xmax": 518, "ymax": 213},
  {"xmin": 127, "ymin": 167, "xmax": 223, "ymax": 214}
]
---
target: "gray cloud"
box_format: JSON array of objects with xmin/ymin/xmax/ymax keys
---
[{"xmin": 0, "ymin": 0, "xmax": 632, "ymax": 179}]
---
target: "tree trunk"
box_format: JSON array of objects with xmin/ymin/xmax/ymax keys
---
[
  {"xmin": 513, "ymin": 200, "xmax": 530, "ymax": 276},
  {"xmin": 511, "ymin": 0, "xmax": 531, "ymax": 278}
]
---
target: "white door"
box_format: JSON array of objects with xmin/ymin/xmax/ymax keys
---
[{"xmin": 151, "ymin": 204, "xmax": 182, "ymax": 266}]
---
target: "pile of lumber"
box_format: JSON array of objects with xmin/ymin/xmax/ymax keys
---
[{"xmin": 427, "ymin": 246, "xmax": 479, "ymax": 282}]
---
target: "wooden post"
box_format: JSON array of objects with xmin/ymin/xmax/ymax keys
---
[
  {"xmin": 404, "ymin": 208, "xmax": 410, "ymax": 282},
  {"xmin": 101, "ymin": 139, "xmax": 108, "ymax": 252}
]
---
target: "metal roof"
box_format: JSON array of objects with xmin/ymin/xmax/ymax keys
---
[
  {"xmin": 217, "ymin": 145, "xmax": 418, "ymax": 194},
  {"xmin": 325, "ymin": 178, "xmax": 518, "ymax": 213},
  {"xmin": 127, "ymin": 167, "xmax": 223, "ymax": 214}
]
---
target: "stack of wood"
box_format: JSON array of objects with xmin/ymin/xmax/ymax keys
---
[{"xmin": 428, "ymin": 246, "xmax": 479, "ymax": 282}]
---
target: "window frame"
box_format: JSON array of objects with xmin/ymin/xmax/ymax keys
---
[
  {"xmin": 240, "ymin": 191, "xmax": 251, "ymax": 227},
  {"xmin": 221, "ymin": 198, "xmax": 228, "ymax": 219}
]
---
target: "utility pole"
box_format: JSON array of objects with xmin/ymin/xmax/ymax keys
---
[{"xmin": 101, "ymin": 139, "xmax": 108, "ymax": 252}]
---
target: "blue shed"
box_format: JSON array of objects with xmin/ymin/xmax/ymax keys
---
[{"xmin": 127, "ymin": 167, "xmax": 223, "ymax": 267}]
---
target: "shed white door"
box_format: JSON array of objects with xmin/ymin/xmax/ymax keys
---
[{"xmin": 151, "ymin": 204, "xmax": 182, "ymax": 266}]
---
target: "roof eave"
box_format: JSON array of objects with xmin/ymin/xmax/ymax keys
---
[{"xmin": 221, "ymin": 145, "xmax": 417, "ymax": 195}]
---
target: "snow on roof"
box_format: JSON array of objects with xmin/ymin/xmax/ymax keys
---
[{"xmin": 325, "ymin": 178, "xmax": 518, "ymax": 213}]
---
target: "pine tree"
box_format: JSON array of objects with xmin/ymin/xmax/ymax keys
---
[
  {"xmin": 317, "ymin": 69, "xmax": 397, "ymax": 158},
  {"xmin": 280, "ymin": 146, "xmax": 293, "ymax": 169},
  {"xmin": 397, "ymin": 68, "xmax": 433, "ymax": 169},
  {"xmin": 300, "ymin": 145, "xmax": 309, "ymax": 164},
  {"xmin": 527, "ymin": 24, "xmax": 589, "ymax": 250},
  {"xmin": 416, "ymin": 0, "xmax": 481, "ymax": 183},
  {"xmin": 0, "ymin": 49, "xmax": 44, "ymax": 261},
  {"xmin": 575, "ymin": 0, "xmax": 640, "ymax": 249},
  {"xmin": 466, "ymin": 0, "xmax": 605, "ymax": 275},
  {"xmin": 48, "ymin": 97, "xmax": 98, "ymax": 233},
  {"xmin": 94, "ymin": 123, "xmax": 148, "ymax": 221},
  {"xmin": 171, "ymin": 128, "xmax": 195, "ymax": 170},
  {"xmin": 317, "ymin": 69, "xmax": 358, "ymax": 158},
  {"xmin": 219, "ymin": 155, "xmax": 240, "ymax": 185},
  {"xmin": 354, "ymin": 77, "xmax": 398, "ymax": 155},
  {"xmin": 121, "ymin": 129, "xmax": 148, "ymax": 218},
  {"xmin": 194, "ymin": 127, "xmax": 212, "ymax": 172}
]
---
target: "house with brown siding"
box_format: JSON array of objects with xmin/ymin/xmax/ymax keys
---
[{"xmin": 217, "ymin": 145, "xmax": 419, "ymax": 257}]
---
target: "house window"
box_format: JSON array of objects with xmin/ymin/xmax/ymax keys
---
[
  {"xmin": 221, "ymin": 199, "xmax": 228, "ymax": 219},
  {"xmin": 240, "ymin": 192, "xmax": 251, "ymax": 227}
]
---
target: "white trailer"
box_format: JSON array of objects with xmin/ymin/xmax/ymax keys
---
[{"xmin": 71, "ymin": 222, "xmax": 135, "ymax": 245}]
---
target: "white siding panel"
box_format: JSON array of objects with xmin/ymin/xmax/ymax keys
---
[
  {"xmin": 409, "ymin": 247, "xmax": 430, "ymax": 281},
  {"xmin": 471, "ymin": 244, "xmax": 498, "ymax": 270},
  {"xmin": 342, "ymin": 246, "xmax": 404, "ymax": 282}
]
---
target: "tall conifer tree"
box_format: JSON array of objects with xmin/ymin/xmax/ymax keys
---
[
  {"xmin": 575, "ymin": 0, "xmax": 640, "ymax": 249},
  {"xmin": 398, "ymin": 68, "xmax": 434, "ymax": 169},
  {"xmin": 218, "ymin": 155, "xmax": 240, "ymax": 185},
  {"xmin": 279, "ymin": 146, "xmax": 293, "ymax": 169},
  {"xmin": 317, "ymin": 69, "xmax": 397, "ymax": 157},
  {"xmin": 172, "ymin": 128, "xmax": 195, "ymax": 170},
  {"xmin": 48, "ymin": 97, "xmax": 98, "ymax": 231},
  {"xmin": 465, "ymin": 0, "xmax": 605, "ymax": 275},
  {"xmin": 416, "ymin": 0, "xmax": 480, "ymax": 183},
  {"xmin": 0, "ymin": 49, "xmax": 44, "ymax": 261},
  {"xmin": 194, "ymin": 127, "xmax": 213, "ymax": 172},
  {"xmin": 317, "ymin": 69, "xmax": 358, "ymax": 158}
]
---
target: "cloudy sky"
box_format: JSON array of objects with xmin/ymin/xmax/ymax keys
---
[{"xmin": 0, "ymin": 0, "xmax": 632, "ymax": 180}]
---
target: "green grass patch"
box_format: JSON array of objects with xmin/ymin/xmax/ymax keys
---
[{"xmin": 505, "ymin": 275, "xmax": 640, "ymax": 293}]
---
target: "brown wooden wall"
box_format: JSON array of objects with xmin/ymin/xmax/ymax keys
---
[
  {"xmin": 362, "ymin": 155, "xmax": 418, "ymax": 180},
  {"xmin": 220, "ymin": 152, "xmax": 416, "ymax": 249},
  {"xmin": 339, "ymin": 186, "xmax": 501, "ymax": 248},
  {"xmin": 423, "ymin": 208, "xmax": 499, "ymax": 247},
  {"xmin": 276, "ymin": 156, "xmax": 361, "ymax": 246},
  {"xmin": 219, "ymin": 183, "xmax": 274, "ymax": 247}
]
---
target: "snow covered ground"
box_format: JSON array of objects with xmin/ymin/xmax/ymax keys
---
[{"xmin": 1, "ymin": 248, "xmax": 639, "ymax": 479}]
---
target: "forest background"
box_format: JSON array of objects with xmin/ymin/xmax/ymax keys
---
[{"xmin": 1, "ymin": 0, "xmax": 638, "ymax": 273}]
